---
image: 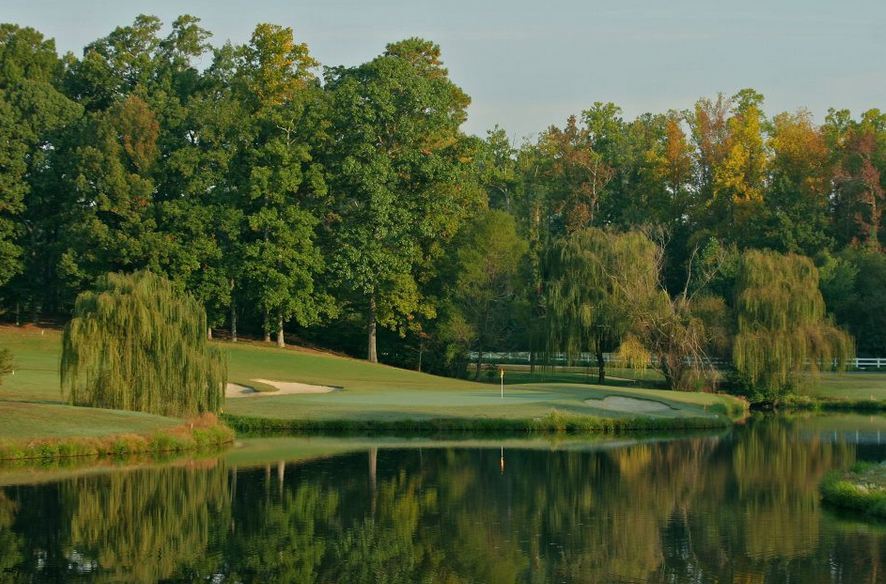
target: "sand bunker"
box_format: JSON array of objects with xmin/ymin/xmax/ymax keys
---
[
  {"xmin": 584, "ymin": 395, "xmax": 673, "ymax": 413},
  {"xmin": 225, "ymin": 379, "xmax": 339, "ymax": 398}
]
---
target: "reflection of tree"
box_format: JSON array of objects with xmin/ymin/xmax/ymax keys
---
[
  {"xmin": 63, "ymin": 463, "xmax": 230, "ymax": 583},
  {"xmin": 0, "ymin": 491, "xmax": 23, "ymax": 583},
  {"xmin": 225, "ymin": 481, "xmax": 338, "ymax": 582},
  {"xmin": 1, "ymin": 420, "xmax": 885, "ymax": 582}
]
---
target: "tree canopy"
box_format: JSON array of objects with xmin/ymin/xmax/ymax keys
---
[{"xmin": 0, "ymin": 14, "xmax": 883, "ymax": 399}]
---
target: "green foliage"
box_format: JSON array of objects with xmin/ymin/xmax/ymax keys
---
[
  {"xmin": 440, "ymin": 210, "xmax": 528, "ymax": 375},
  {"xmin": 820, "ymin": 462, "xmax": 886, "ymax": 518},
  {"xmin": 733, "ymin": 250, "xmax": 854, "ymax": 401},
  {"xmin": 324, "ymin": 37, "xmax": 480, "ymax": 360},
  {"xmin": 546, "ymin": 228, "xmax": 659, "ymax": 381},
  {"xmin": 0, "ymin": 13, "xmax": 884, "ymax": 383},
  {"xmin": 61, "ymin": 271, "xmax": 227, "ymax": 416},
  {"xmin": 819, "ymin": 247, "xmax": 886, "ymax": 356}
]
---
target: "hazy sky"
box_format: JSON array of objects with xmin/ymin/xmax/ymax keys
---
[{"xmin": 5, "ymin": 0, "xmax": 884, "ymax": 138}]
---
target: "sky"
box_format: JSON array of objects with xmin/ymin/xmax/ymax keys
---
[{"xmin": 4, "ymin": 0, "xmax": 884, "ymax": 139}]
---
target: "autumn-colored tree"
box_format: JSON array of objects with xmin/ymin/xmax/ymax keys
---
[
  {"xmin": 712, "ymin": 90, "xmax": 767, "ymax": 246},
  {"xmin": 762, "ymin": 110, "xmax": 833, "ymax": 254},
  {"xmin": 537, "ymin": 115, "xmax": 613, "ymax": 233}
]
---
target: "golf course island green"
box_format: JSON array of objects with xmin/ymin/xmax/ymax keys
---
[{"xmin": 0, "ymin": 325, "xmax": 751, "ymax": 454}]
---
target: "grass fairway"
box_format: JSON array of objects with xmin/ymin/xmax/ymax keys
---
[
  {"xmin": 807, "ymin": 372, "xmax": 886, "ymax": 401},
  {"xmin": 0, "ymin": 325, "xmax": 180, "ymax": 440},
  {"xmin": 1, "ymin": 326, "xmax": 747, "ymax": 436},
  {"xmin": 221, "ymin": 340, "xmax": 745, "ymax": 427}
]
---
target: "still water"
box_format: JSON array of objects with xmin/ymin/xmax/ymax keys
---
[{"xmin": 1, "ymin": 414, "xmax": 885, "ymax": 583}]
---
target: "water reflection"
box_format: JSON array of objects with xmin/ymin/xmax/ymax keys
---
[{"xmin": 1, "ymin": 415, "xmax": 884, "ymax": 583}]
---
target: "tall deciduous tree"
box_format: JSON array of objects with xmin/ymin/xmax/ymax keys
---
[
  {"xmin": 442, "ymin": 210, "xmax": 527, "ymax": 378},
  {"xmin": 231, "ymin": 23, "xmax": 331, "ymax": 347},
  {"xmin": 763, "ymin": 110, "xmax": 833, "ymax": 255},
  {"xmin": 0, "ymin": 24, "xmax": 81, "ymax": 312},
  {"xmin": 829, "ymin": 110, "xmax": 885, "ymax": 249},
  {"xmin": 325, "ymin": 38, "xmax": 478, "ymax": 362},
  {"xmin": 536, "ymin": 115, "xmax": 613, "ymax": 234},
  {"xmin": 732, "ymin": 250, "xmax": 853, "ymax": 402}
]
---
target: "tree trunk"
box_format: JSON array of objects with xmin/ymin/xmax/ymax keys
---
[
  {"xmin": 367, "ymin": 296, "xmax": 378, "ymax": 363},
  {"xmin": 230, "ymin": 298, "xmax": 238, "ymax": 343},
  {"xmin": 276, "ymin": 314, "xmax": 285, "ymax": 348},
  {"xmin": 475, "ymin": 349, "xmax": 483, "ymax": 380},
  {"xmin": 417, "ymin": 342, "xmax": 423, "ymax": 373},
  {"xmin": 15, "ymin": 302, "xmax": 20, "ymax": 327},
  {"xmin": 263, "ymin": 310, "xmax": 271, "ymax": 343},
  {"xmin": 207, "ymin": 327, "xmax": 213, "ymax": 340},
  {"xmin": 596, "ymin": 345, "xmax": 605, "ymax": 385}
]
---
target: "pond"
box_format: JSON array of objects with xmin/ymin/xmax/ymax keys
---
[{"xmin": 1, "ymin": 414, "xmax": 885, "ymax": 583}]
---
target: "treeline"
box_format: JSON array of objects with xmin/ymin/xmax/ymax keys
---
[{"xmin": 0, "ymin": 16, "xmax": 883, "ymax": 398}]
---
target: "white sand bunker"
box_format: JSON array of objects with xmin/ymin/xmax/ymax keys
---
[
  {"xmin": 584, "ymin": 396, "xmax": 673, "ymax": 413},
  {"xmin": 226, "ymin": 379, "xmax": 339, "ymax": 398}
]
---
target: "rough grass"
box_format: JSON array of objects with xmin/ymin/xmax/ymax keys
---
[
  {"xmin": 223, "ymin": 410, "xmax": 733, "ymax": 435},
  {"xmin": 820, "ymin": 461, "xmax": 886, "ymax": 518},
  {"xmin": 0, "ymin": 413, "xmax": 234, "ymax": 461}
]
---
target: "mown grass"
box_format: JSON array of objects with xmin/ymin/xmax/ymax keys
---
[
  {"xmin": 219, "ymin": 338, "xmax": 749, "ymax": 427},
  {"xmin": 1, "ymin": 326, "xmax": 747, "ymax": 436},
  {"xmin": 806, "ymin": 372, "xmax": 886, "ymax": 401},
  {"xmin": 820, "ymin": 461, "xmax": 886, "ymax": 518}
]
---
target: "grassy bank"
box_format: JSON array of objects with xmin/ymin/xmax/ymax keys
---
[
  {"xmin": 820, "ymin": 462, "xmax": 886, "ymax": 518},
  {"xmin": 224, "ymin": 409, "xmax": 734, "ymax": 435},
  {"xmin": 0, "ymin": 413, "xmax": 233, "ymax": 461},
  {"xmin": 0, "ymin": 326, "xmax": 233, "ymax": 459}
]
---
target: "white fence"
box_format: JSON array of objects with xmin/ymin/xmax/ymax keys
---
[{"xmin": 468, "ymin": 352, "xmax": 886, "ymax": 370}]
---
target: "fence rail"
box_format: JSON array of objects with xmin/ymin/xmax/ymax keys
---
[{"xmin": 467, "ymin": 352, "xmax": 886, "ymax": 370}]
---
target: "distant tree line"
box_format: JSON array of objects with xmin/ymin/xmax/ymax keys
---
[{"xmin": 0, "ymin": 15, "xmax": 883, "ymax": 400}]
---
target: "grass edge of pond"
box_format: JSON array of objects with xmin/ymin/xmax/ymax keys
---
[
  {"xmin": 782, "ymin": 395, "xmax": 886, "ymax": 412},
  {"xmin": 820, "ymin": 461, "xmax": 886, "ymax": 519},
  {"xmin": 0, "ymin": 413, "xmax": 234, "ymax": 462},
  {"xmin": 222, "ymin": 409, "xmax": 737, "ymax": 435}
]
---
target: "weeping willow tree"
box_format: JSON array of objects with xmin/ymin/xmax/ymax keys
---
[
  {"xmin": 733, "ymin": 250, "xmax": 853, "ymax": 402},
  {"xmin": 61, "ymin": 271, "xmax": 226, "ymax": 416},
  {"xmin": 546, "ymin": 228, "xmax": 658, "ymax": 383}
]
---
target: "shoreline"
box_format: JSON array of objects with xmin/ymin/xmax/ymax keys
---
[
  {"xmin": 820, "ymin": 462, "xmax": 886, "ymax": 518},
  {"xmin": 221, "ymin": 409, "xmax": 739, "ymax": 436},
  {"xmin": 0, "ymin": 414, "xmax": 234, "ymax": 462}
]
